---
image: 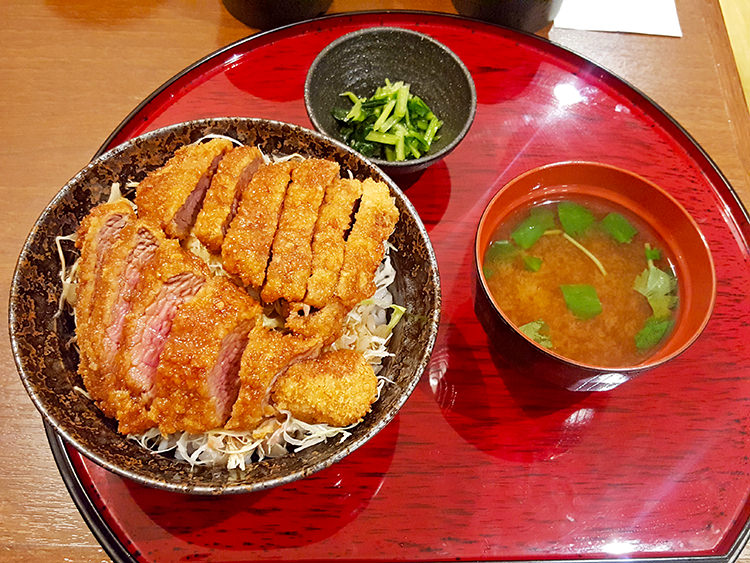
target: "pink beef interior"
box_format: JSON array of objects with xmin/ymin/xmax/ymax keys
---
[
  {"xmin": 171, "ymin": 152, "xmax": 225, "ymax": 238},
  {"xmin": 104, "ymin": 228, "xmax": 158, "ymax": 365},
  {"xmin": 128, "ymin": 272, "xmax": 205, "ymax": 394},
  {"xmin": 208, "ymin": 324, "xmax": 251, "ymax": 421}
]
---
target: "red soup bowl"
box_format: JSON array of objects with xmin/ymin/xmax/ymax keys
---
[{"xmin": 474, "ymin": 161, "xmax": 716, "ymax": 392}]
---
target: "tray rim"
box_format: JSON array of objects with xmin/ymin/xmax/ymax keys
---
[{"xmin": 44, "ymin": 9, "xmax": 750, "ymax": 563}]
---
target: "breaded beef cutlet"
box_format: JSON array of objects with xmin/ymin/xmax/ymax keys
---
[
  {"xmin": 193, "ymin": 145, "xmax": 264, "ymax": 254},
  {"xmin": 335, "ymin": 178, "xmax": 399, "ymax": 308},
  {"xmin": 149, "ymin": 276, "xmax": 263, "ymax": 434},
  {"xmin": 221, "ymin": 161, "xmax": 296, "ymax": 288},
  {"xmin": 261, "ymin": 158, "xmax": 339, "ymax": 303},
  {"xmin": 271, "ymin": 349, "xmax": 378, "ymax": 427},
  {"xmin": 135, "ymin": 138, "xmax": 233, "ymax": 239}
]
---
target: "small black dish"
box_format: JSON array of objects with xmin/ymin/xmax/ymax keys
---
[
  {"xmin": 222, "ymin": 0, "xmax": 332, "ymax": 30},
  {"xmin": 304, "ymin": 27, "xmax": 477, "ymax": 176},
  {"xmin": 451, "ymin": 0, "xmax": 563, "ymax": 33}
]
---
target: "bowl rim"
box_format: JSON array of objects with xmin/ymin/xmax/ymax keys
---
[
  {"xmin": 474, "ymin": 159, "xmax": 717, "ymax": 374},
  {"xmin": 304, "ymin": 25, "xmax": 477, "ymax": 169},
  {"xmin": 9, "ymin": 116, "xmax": 442, "ymax": 494}
]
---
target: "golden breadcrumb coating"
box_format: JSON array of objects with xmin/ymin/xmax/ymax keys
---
[
  {"xmin": 135, "ymin": 138, "xmax": 233, "ymax": 239},
  {"xmin": 224, "ymin": 325, "xmax": 321, "ymax": 431},
  {"xmin": 193, "ymin": 146, "xmax": 263, "ymax": 253},
  {"xmin": 271, "ymin": 349, "xmax": 377, "ymax": 427},
  {"xmin": 75, "ymin": 200, "xmax": 136, "ymax": 414},
  {"xmin": 261, "ymin": 158, "xmax": 339, "ymax": 303},
  {"xmin": 335, "ymin": 178, "xmax": 398, "ymax": 308},
  {"xmin": 305, "ymin": 178, "xmax": 362, "ymax": 308},
  {"xmin": 149, "ymin": 276, "xmax": 262, "ymax": 434},
  {"xmin": 221, "ymin": 161, "xmax": 296, "ymax": 288}
]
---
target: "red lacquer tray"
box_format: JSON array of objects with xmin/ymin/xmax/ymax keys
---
[{"xmin": 48, "ymin": 11, "xmax": 750, "ymax": 563}]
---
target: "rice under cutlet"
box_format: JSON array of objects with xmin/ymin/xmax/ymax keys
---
[
  {"xmin": 193, "ymin": 145, "xmax": 264, "ymax": 254},
  {"xmin": 335, "ymin": 178, "xmax": 399, "ymax": 308},
  {"xmin": 221, "ymin": 161, "xmax": 296, "ymax": 288},
  {"xmin": 271, "ymin": 349, "xmax": 378, "ymax": 427},
  {"xmin": 261, "ymin": 158, "xmax": 339, "ymax": 304},
  {"xmin": 135, "ymin": 138, "xmax": 233, "ymax": 239},
  {"xmin": 149, "ymin": 276, "xmax": 262, "ymax": 434},
  {"xmin": 224, "ymin": 325, "xmax": 322, "ymax": 431},
  {"xmin": 304, "ymin": 178, "xmax": 362, "ymax": 308}
]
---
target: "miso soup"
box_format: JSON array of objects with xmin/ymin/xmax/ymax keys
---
[{"xmin": 482, "ymin": 197, "xmax": 678, "ymax": 367}]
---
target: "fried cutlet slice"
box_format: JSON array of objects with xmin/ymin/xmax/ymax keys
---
[
  {"xmin": 149, "ymin": 276, "xmax": 262, "ymax": 434},
  {"xmin": 75, "ymin": 200, "xmax": 136, "ymax": 409},
  {"xmin": 135, "ymin": 138, "xmax": 233, "ymax": 239},
  {"xmin": 335, "ymin": 178, "xmax": 399, "ymax": 308},
  {"xmin": 271, "ymin": 349, "xmax": 378, "ymax": 427},
  {"xmin": 261, "ymin": 158, "xmax": 339, "ymax": 303},
  {"xmin": 193, "ymin": 145, "xmax": 264, "ymax": 254},
  {"xmin": 304, "ymin": 178, "xmax": 362, "ymax": 308},
  {"xmin": 111, "ymin": 237, "xmax": 210, "ymax": 434},
  {"xmin": 222, "ymin": 161, "xmax": 296, "ymax": 288},
  {"xmin": 285, "ymin": 298, "xmax": 349, "ymax": 346},
  {"xmin": 224, "ymin": 325, "xmax": 321, "ymax": 431}
]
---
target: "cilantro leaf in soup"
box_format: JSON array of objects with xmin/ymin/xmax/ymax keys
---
[
  {"xmin": 560, "ymin": 284, "xmax": 602, "ymax": 319},
  {"xmin": 523, "ymin": 255, "xmax": 542, "ymax": 272},
  {"xmin": 634, "ymin": 264, "xmax": 678, "ymax": 318},
  {"xmin": 635, "ymin": 316, "xmax": 674, "ymax": 350},
  {"xmin": 602, "ymin": 212, "xmax": 638, "ymax": 243},
  {"xmin": 511, "ymin": 208, "xmax": 555, "ymax": 249},
  {"xmin": 519, "ymin": 320, "xmax": 552, "ymax": 349},
  {"xmin": 558, "ymin": 201, "xmax": 595, "ymax": 237}
]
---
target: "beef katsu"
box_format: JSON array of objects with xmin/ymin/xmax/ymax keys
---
[
  {"xmin": 305, "ymin": 178, "xmax": 362, "ymax": 308},
  {"xmin": 224, "ymin": 325, "xmax": 322, "ymax": 431},
  {"xmin": 149, "ymin": 276, "xmax": 262, "ymax": 434},
  {"xmin": 193, "ymin": 145, "xmax": 264, "ymax": 254},
  {"xmin": 271, "ymin": 349, "xmax": 378, "ymax": 427},
  {"xmin": 261, "ymin": 158, "xmax": 339, "ymax": 303},
  {"xmin": 72, "ymin": 142, "xmax": 400, "ymax": 460},
  {"xmin": 222, "ymin": 161, "xmax": 296, "ymax": 288},
  {"xmin": 135, "ymin": 138, "xmax": 233, "ymax": 239},
  {"xmin": 335, "ymin": 178, "xmax": 399, "ymax": 308}
]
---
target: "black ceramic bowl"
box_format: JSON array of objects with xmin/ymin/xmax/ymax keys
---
[
  {"xmin": 9, "ymin": 117, "xmax": 441, "ymax": 494},
  {"xmin": 222, "ymin": 0, "xmax": 332, "ymax": 30},
  {"xmin": 451, "ymin": 0, "xmax": 563, "ymax": 33},
  {"xmin": 304, "ymin": 27, "xmax": 477, "ymax": 175}
]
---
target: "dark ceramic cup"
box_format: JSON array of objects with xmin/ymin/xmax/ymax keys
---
[
  {"xmin": 452, "ymin": 0, "xmax": 563, "ymax": 33},
  {"xmin": 222, "ymin": 0, "xmax": 332, "ymax": 29}
]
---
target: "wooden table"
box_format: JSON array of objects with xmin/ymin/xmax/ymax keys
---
[{"xmin": 1, "ymin": 1, "xmax": 748, "ymax": 561}]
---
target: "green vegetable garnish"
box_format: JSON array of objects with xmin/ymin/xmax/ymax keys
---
[
  {"xmin": 485, "ymin": 240, "xmax": 517, "ymax": 263},
  {"xmin": 635, "ymin": 316, "xmax": 674, "ymax": 350},
  {"xmin": 558, "ymin": 201, "xmax": 595, "ymax": 237},
  {"xmin": 333, "ymin": 79, "xmax": 443, "ymax": 162},
  {"xmin": 519, "ymin": 320, "xmax": 553, "ymax": 349},
  {"xmin": 523, "ymin": 255, "xmax": 542, "ymax": 272},
  {"xmin": 602, "ymin": 212, "xmax": 638, "ymax": 243},
  {"xmin": 633, "ymin": 257, "xmax": 678, "ymax": 319},
  {"xmin": 511, "ymin": 208, "xmax": 555, "ymax": 249},
  {"xmin": 644, "ymin": 243, "xmax": 662, "ymax": 261},
  {"xmin": 560, "ymin": 284, "xmax": 602, "ymax": 319}
]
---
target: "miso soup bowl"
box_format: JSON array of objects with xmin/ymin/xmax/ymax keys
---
[{"xmin": 474, "ymin": 161, "xmax": 716, "ymax": 392}]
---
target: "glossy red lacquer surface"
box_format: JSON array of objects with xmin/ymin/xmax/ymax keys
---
[{"xmin": 63, "ymin": 12, "xmax": 750, "ymax": 563}]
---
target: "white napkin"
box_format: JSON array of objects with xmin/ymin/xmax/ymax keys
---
[{"xmin": 554, "ymin": 0, "xmax": 682, "ymax": 37}]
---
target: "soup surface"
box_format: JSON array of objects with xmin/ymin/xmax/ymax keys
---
[{"xmin": 483, "ymin": 197, "xmax": 678, "ymax": 367}]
